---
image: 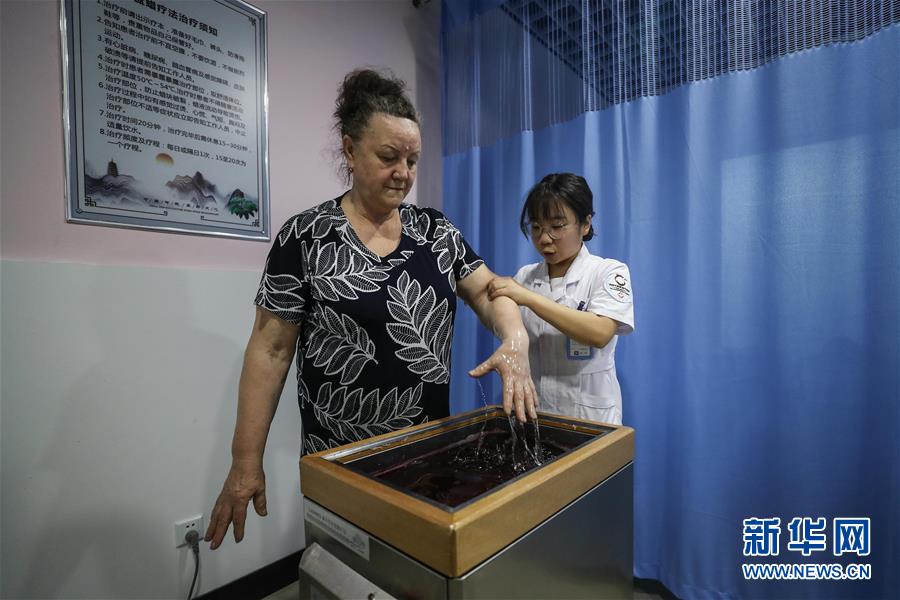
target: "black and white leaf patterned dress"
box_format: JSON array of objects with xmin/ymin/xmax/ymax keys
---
[{"xmin": 255, "ymin": 195, "xmax": 484, "ymax": 454}]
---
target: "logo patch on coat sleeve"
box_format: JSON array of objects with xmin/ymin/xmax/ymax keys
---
[{"xmin": 604, "ymin": 271, "xmax": 632, "ymax": 303}]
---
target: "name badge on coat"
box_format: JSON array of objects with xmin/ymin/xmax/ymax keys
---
[{"xmin": 567, "ymin": 338, "xmax": 593, "ymax": 360}]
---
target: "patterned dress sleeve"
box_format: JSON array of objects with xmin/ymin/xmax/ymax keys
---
[
  {"xmin": 426, "ymin": 208, "xmax": 484, "ymax": 285},
  {"xmin": 254, "ymin": 214, "xmax": 312, "ymax": 325}
]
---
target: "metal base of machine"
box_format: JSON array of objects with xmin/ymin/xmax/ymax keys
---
[{"xmin": 300, "ymin": 463, "xmax": 633, "ymax": 599}]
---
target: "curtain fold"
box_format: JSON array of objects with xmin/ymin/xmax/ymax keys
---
[
  {"xmin": 442, "ymin": 2, "xmax": 899, "ymax": 597},
  {"xmin": 444, "ymin": 0, "xmax": 900, "ymax": 154}
]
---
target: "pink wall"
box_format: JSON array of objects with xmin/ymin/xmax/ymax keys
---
[{"xmin": 0, "ymin": 0, "xmax": 442, "ymax": 271}]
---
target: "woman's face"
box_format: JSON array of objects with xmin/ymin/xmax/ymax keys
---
[
  {"xmin": 528, "ymin": 201, "xmax": 591, "ymax": 277},
  {"xmin": 344, "ymin": 113, "xmax": 421, "ymax": 212}
]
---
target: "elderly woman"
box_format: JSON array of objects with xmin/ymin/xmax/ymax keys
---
[{"xmin": 205, "ymin": 69, "xmax": 537, "ymax": 549}]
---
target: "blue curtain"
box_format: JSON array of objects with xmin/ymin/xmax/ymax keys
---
[{"xmin": 442, "ymin": 2, "xmax": 899, "ymax": 598}]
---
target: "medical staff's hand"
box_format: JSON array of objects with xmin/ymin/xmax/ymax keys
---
[
  {"xmin": 488, "ymin": 276, "xmax": 532, "ymax": 306},
  {"xmin": 205, "ymin": 460, "xmax": 268, "ymax": 549},
  {"xmin": 468, "ymin": 335, "xmax": 538, "ymax": 423}
]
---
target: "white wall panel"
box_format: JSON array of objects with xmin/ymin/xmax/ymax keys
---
[{"xmin": 1, "ymin": 261, "xmax": 303, "ymax": 598}]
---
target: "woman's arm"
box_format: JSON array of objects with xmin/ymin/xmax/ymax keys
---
[
  {"xmin": 457, "ymin": 265, "xmax": 538, "ymax": 422},
  {"xmin": 488, "ymin": 276, "xmax": 617, "ymax": 348},
  {"xmin": 205, "ymin": 307, "xmax": 300, "ymax": 549}
]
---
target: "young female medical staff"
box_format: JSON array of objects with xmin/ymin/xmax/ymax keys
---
[{"xmin": 487, "ymin": 173, "xmax": 634, "ymax": 425}]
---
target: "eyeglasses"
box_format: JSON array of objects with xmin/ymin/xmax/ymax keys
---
[{"xmin": 527, "ymin": 221, "xmax": 571, "ymax": 240}]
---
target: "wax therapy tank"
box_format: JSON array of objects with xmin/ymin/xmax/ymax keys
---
[{"xmin": 299, "ymin": 406, "xmax": 635, "ymax": 599}]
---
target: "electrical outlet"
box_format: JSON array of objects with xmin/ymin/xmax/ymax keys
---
[{"xmin": 174, "ymin": 514, "xmax": 204, "ymax": 548}]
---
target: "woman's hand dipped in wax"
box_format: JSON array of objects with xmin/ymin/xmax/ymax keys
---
[
  {"xmin": 468, "ymin": 329, "xmax": 538, "ymax": 423},
  {"xmin": 457, "ymin": 266, "xmax": 539, "ymax": 423}
]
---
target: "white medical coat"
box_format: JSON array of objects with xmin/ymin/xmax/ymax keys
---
[{"xmin": 514, "ymin": 244, "xmax": 634, "ymax": 425}]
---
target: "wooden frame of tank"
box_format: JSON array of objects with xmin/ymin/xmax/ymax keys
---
[{"xmin": 299, "ymin": 406, "xmax": 635, "ymax": 578}]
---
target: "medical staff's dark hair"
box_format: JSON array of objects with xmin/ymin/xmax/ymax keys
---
[
  {"xmin": 519, "ymin": 173, "xmax": 595, "ymax": 241},
  {"xmin": 333, "ymin": 68, "xmax": 420, "ymax": 183}
]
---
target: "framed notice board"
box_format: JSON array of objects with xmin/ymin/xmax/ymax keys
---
[{"xmin": 61, "ymin": 0, "xmax": 270, "ymax": 240}]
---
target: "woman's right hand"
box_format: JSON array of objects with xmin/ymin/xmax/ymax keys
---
[
  {"xmin": 205, "ymin": 460, "xmax": 268, "ymax": 549},
  {"xmin": 204, "ymin": 308, "xmax": 298, "ymax": 549}
]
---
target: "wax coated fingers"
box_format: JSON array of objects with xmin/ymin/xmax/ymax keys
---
[
  {"xmin": 468, "ymin": 357, "xmax": 493, "ymax": 378},
  {"xmin": 524, "ymin": 378, "xmax": 539, "ymax": 421},
  {"xmin": 513, "ymin": 378, "xmax": 527, "ymax": 423}
]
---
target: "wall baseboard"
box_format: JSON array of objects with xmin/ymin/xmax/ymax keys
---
[{"xmin": 196, "ymin": 549, "xmax": 303, "ymax": 600}]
